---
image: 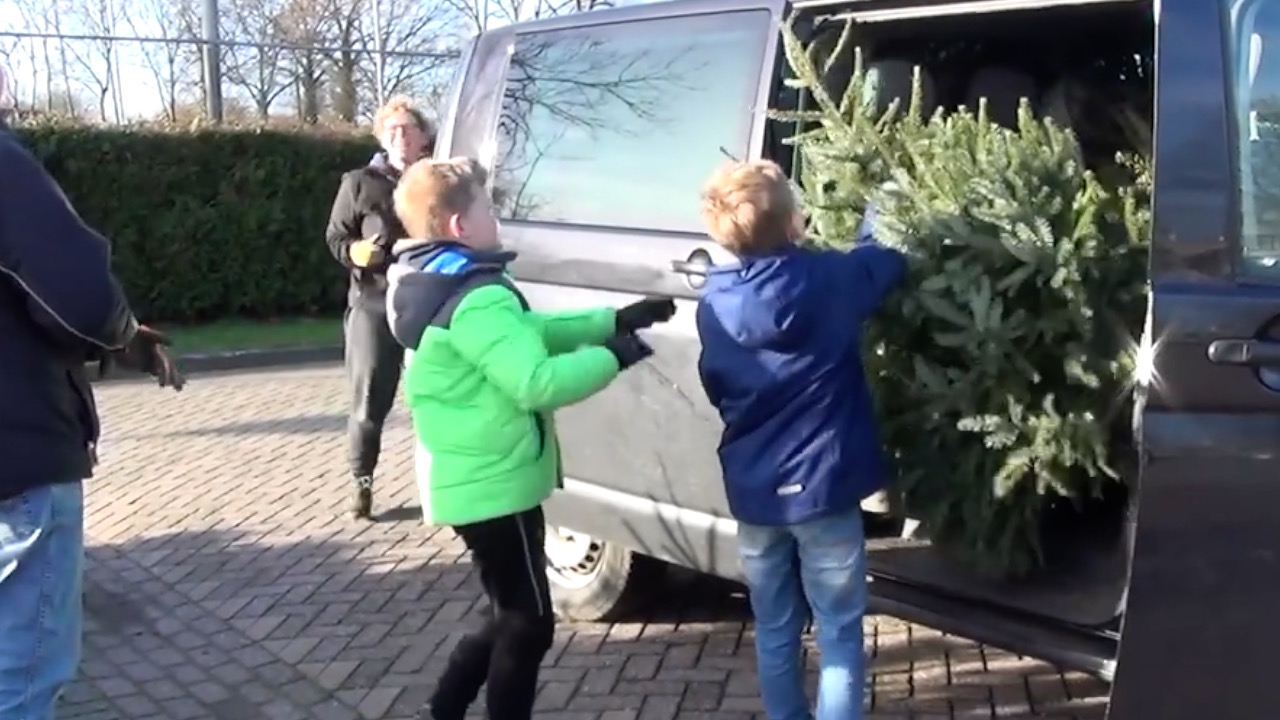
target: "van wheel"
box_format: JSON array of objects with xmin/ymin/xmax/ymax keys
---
[{"xmin": 544, "ymin": 526, "xmax": 662, "ymax": 622}]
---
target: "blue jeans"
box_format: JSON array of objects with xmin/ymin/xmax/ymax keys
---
[
  {"xmin": 738, "ymin": 507, "xmax": 868, "ymax": 720},
  {"xmin": 0, "ymin": 483, "xmax": 84, "ymax": 720}
]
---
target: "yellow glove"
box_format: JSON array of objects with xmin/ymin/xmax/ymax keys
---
[{"xmin": 349, "ymin": 236, "xmax": 385, "ymax": 268}]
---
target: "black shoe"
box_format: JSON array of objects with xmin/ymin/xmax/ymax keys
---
[
  {"xmin": 419, "ymin": 703, "xmax": 461, "ymax": 720},
  {"xmin": 352, "ymin": 476, "xmax": 374, "ymax": 520}
]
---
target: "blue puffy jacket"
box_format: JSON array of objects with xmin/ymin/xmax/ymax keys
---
[
  {"xmin": 695, "ymin": 238, "xmax": 906, "ymax": 526},
  {"xmin": 0, "ymin": 126, "xmax": 138, "ymax": 501}
]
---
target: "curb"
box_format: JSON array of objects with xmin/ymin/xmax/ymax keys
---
[{"xmin": 89, "ymin": 345, "xmax": 343, "ymax": 383}]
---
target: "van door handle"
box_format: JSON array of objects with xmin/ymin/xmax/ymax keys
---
[
  {"xmin": 1207, "ymin": 339, "xmax": 1280, "ymax": 367},
  {"xmin": 671, "ymin": 249, "xmax": 712, "ymax": 290},
  {"xmin": 669, "ymin": 260, "xmax": 708, "ymax": 276}
]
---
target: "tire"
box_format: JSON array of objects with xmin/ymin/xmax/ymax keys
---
[{"xmin": 544, "ymin": 526, "xmax": 664, "ymax": 622}]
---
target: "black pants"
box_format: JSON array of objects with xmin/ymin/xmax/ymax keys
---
[
  {"xmin": 430, "ymin": 506, "xmax": 555, "ymax": 720},
  {"xmin": 344, "ymin": 301, "xmax": 403, "ymax": 479}
]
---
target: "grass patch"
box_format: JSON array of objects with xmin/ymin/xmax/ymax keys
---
[{"xmin": 159, "ymin": 316, "xmax": 343, "ymax": 355}]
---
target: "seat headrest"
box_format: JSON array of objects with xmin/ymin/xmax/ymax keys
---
[
  {"xmin": 965, "ymin": 66, "xmax": 1039, "ymax": 128},
  {"xmin": 864, "ymin": 59, "xmax": 937, "ymax": 119},
  {"xmin": 809, "ymin": 33, "xmax": 857, "ymax": 107},
  {"xmin": 1040, "ymin": 81, "xmax": 1074, "ymax": 132}
]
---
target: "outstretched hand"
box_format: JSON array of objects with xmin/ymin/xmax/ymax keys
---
[
  {"xmin": 616, "ymin": 296, "xmax": 677, "ymax": 334},
  {"xmin": 603, "ymin": 333, "xmax": 654, "ymax": 370},
  {"xmin": 117, "ymin": 325, "xmax": 186, "ymax": 391}
]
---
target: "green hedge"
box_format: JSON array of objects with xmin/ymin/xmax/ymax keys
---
[{"xmin": 16, "ymin": 124, "xmax": 378, "ymax": 323}]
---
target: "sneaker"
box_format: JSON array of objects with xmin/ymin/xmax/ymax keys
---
[
  {"xmin": 352, "ymin": 476, "xmax": 374, "ymax": 520},
  {"xmin": 418, "ymin": 702, "xmax": 461, "ymax": 720}
]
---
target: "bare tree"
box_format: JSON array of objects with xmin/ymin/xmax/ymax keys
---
[
  {"xmin": 0, "ymin": 35, "xmax": 27, "ymax": 105},
  {"xmin": 323, "ymin": 0, "xmax": 364, "ymax": 122},
  {"xmin": 60, "ymin": 0, "xmax": 124, "ymax": 122},
  {"xmin": 276, "ymin": 0, "xmax": 332, "ymax": 122},
  {"xmin": 10, "ymin": 0, "xmax": 79, "ymax": 116},
  {"xmin": 269, "ymin": 0, "xmax": 455, "ymax": 124},
  {"xmin": 222, "ymin": 0, "xmax": 294, "ymax": 118},
  {"xmin": 442, "ymin": 0, "xmax": 614, "ymax": 34},
  {"xmin": 120, "ymin": 0, "xmax": 202, "ymax": 122},
  {"xmin": 355, "ymin": 0, "xmax": 454, "ymax": 119}
]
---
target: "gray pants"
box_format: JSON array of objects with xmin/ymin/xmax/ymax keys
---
[{"xmin": 345, "ymin": 302, "xmax": 403, "ymax": 479}]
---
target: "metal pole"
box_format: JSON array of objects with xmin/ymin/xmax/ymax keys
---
[
  {"xmin": 201, "ymin": 0, "xmax": 223, "ymax": 122},
  {"xmin": 106, "ymin": 0, "xmax": 125, "ymax": 122},
  {"xmin": 371, "ymin": 0, "xmax": 385, "ymax": 107}
]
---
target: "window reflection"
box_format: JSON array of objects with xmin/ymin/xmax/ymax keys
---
[
  {"xmin": 1234, "ymin": 0, "xmax": 1280, "ymax": 272},
  {"xmin": 492, "ymin": 11, "xmax": 771, "ymax": 233}
]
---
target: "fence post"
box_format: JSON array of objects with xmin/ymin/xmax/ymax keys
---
[{"xmin": 202, "ymin": 0, "xmax": 224, "ymax": 122}]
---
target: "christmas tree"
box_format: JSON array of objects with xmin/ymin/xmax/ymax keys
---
[{"xmin": 772, "ymin": 18, "xmax": 1151, "ymax": 577}]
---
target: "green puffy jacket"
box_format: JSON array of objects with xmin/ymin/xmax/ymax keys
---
[{"xmin": 386, "ymin": 241, "xmax": 620, "ymax": 527}]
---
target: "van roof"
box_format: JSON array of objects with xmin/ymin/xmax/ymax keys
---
[
  {"xmin": 488, "ymin": 0, "xmax": 1137, "ymax": 35},
  {"xmin": 487, "ymin": 0, "xmax": 775, "ymax": 34}
]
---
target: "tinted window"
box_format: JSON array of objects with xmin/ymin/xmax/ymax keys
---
[
  {"xmin": 492, "ymin": 11, "xmax": 771, "ymax": 233},
  {"xmin": 1230, "ymin": 0, "xmax": 1280, "ymax": 277}
]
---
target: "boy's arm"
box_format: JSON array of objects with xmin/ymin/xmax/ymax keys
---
[
  {"xmin": 841, "ymin": 201, "xmax": 908, "ymax": 320},
  {"xmin": 525, "ymin": 308, "xmax": 616, "ymax": 354},
  {"xmin": 450, "ymin": 285, "xmax": 621, "ymax": 411},
  {"xmin": 695, "ymin": 304, "xmax": 725, "ymax": 409},
  {"xmin": 0, "ymin": 133, "xmax": 138, "ymax": 353},
  {"xmin": 838, "ymin": 244, "xmax": 908, "ymax": 321},
  {"xmin": 697, "ymin": 349, "xmax": 725, "ymax": 409}
]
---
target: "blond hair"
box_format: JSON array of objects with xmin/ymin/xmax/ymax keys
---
[
  {"xmin": 699, "ymin": 160, "xmax": 797, "ymax": 255},
  {"xmin": 374, "ymin": 95, "xmax": 435, "ymax": 142},
  {"xmin": 395, "ymin": 157, "xmax": 488, "ymax": 239}
]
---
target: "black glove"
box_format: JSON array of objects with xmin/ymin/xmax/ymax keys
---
[
  {"xmin": 113, "ymin": 325, "xmax": 186, "ymax": 390},
  {"xmin": 603, "ymin": 333, "xmax": 654, "ymax": 370},
  {"xmin": 616, "ymin": 296, "xmax": 676, "ymax": 334}
]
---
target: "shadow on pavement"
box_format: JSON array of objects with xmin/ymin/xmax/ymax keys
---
[
  {"xmin": 377, "ymin": 505, "xmax": 428, "ymax": 523},
  {"xmin": 67, "ymin": 525, "xmax": 1109, "ymax": 720},
  {"xmin": 151, "ymin": 413, "xmax": 412, "ymax": 438}
]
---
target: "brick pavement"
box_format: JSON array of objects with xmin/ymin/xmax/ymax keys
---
[{"xmin": 61, "ymin": 364, "xmax": 1110, "ymax": 720}]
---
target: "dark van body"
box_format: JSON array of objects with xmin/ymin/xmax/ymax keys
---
[{"xmin": 432, "ymin": 0, "xmax": 1280, "ymax": 716}]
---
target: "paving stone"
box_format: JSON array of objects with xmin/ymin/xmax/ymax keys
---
[{"xmin": 53, "ymin": 365, "xmax": 1111, "ymax": 718}]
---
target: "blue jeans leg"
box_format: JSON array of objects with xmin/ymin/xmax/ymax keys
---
[
  {"xmin": 793, "ymin": 509, "xmax": 867, "ymax": 720},
  {"xmin": 738, "ymin": 523, "xmax": 811, "ymax": 720},
  {"xmin": 0, "ymin": 483, "xmax": 85, "ymax": 720},
  {"xmin": 739, "ymin": 508, "xmax": 868, "ymax": 720}
]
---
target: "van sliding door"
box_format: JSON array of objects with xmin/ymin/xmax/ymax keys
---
[{"xmin": 487, "ymin": 0, "xmax": 789, "ymax": 577}]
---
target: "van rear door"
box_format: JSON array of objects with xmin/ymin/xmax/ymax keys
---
[{"xmin": 1107, "ymin": 0, "xmax": 1280, "ymax": 716}]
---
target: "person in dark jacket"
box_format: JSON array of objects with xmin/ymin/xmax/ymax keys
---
[
  {"xmin": 325, "ymin": 96, "xmax": 435, "ymax": 520},
  {"xmin": 695, "ymin": 160, "xmax": 907, "ymax": 720},
  {"xmin": 0, "ymin": 66, "xmax": 184, "ymax": 718}
]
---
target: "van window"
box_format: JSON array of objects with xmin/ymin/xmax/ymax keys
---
[
  {"xmin": 1230, "ymin": 0, "xmax": 1280, "ymax": 276},
  {"xmin": 492, "ymin": 11, "xmax": 772, "ymax": 233}
]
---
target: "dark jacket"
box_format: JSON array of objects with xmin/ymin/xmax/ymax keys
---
[
  {"xmin": 324, "ymin": 152, "xmax": 409, "ymax": 309},
  {"xmin": 695, "ymin": 239, "xmax": 907, "ymax": 526},
  {"xmin": 0, "ymin": 128, "xmax": 138, "ymax": 501}
]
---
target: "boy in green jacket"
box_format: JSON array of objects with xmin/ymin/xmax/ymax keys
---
[{"xmin": 386, "ymin": 158, "xmax": 675, "ymax": 720}]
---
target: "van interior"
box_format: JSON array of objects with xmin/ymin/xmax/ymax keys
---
[{"xmin": 773, "ymin": 0, "xmax": 1154, "ymax": 631}]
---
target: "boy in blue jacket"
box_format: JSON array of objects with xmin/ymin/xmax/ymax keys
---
[{"xmin": 695, "ymin": 160, "xmax": 907, "ymax": 720}]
